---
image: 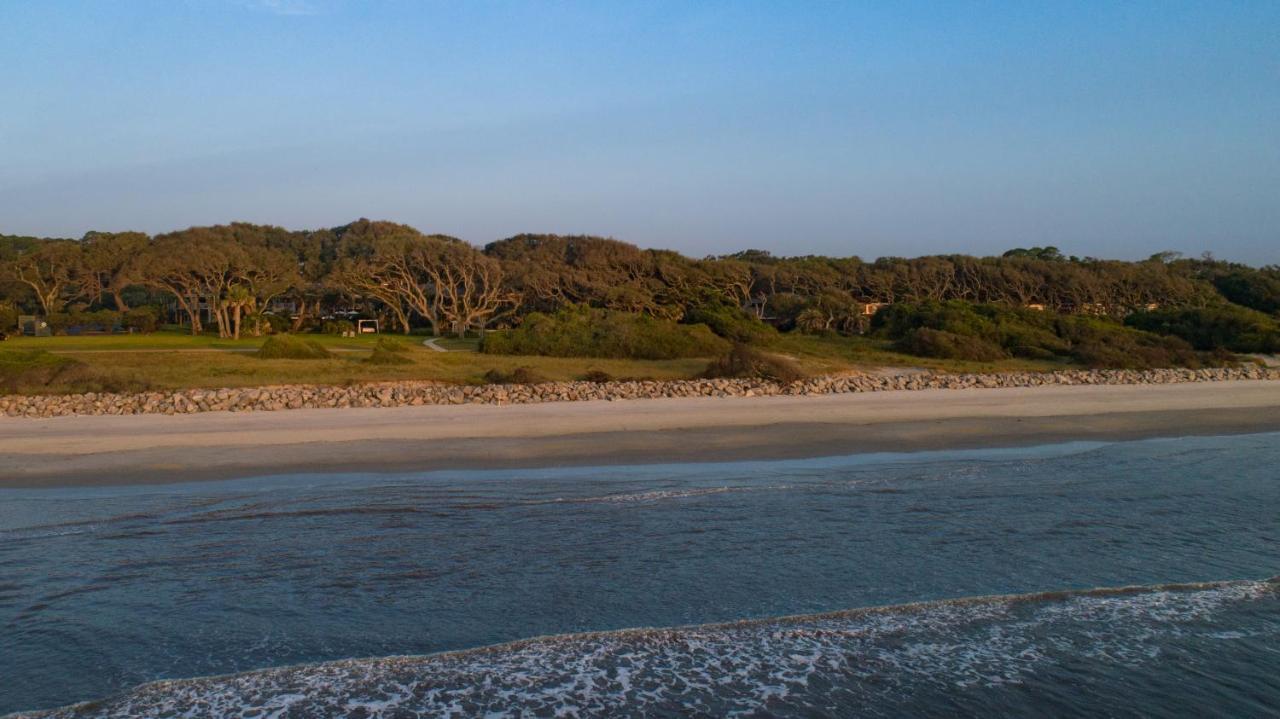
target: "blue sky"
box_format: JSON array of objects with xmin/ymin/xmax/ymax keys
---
[{"xmin": 1, "ymin": 1, "xmax": 1276, "ymax": 263}]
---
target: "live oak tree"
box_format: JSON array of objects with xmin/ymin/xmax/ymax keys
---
[
  {"xmin": 2, "ymin": 240, "xmax": 85, "ymax": 315},
  {"xmin": 80, "ymin": 231, "xmax": 148, "ymax": 311}
]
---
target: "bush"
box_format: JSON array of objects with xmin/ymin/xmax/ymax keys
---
[
  {"xmin": 1061, "ymin": 317, "xmax": 1208, "ymax": 369},
  {"xmin": 365, "ymin": 346, "xmax": 413, "ymax": 365},
  {"xmin": 0, "ymin": 303, "xmax": 17, "ymax": 333},
  {"xmin": 374, "ymin": 337, "xmax": 409, "ymax": 353},
  {"xmin": 703, "ymin": 344, "xmax": 806, "ymax": 383},
  {"xmin": 260, "ymin": 313, "xmax": 291, "ymax": 334},
  {"xmin": 483, "ymin": 366, "xmax": 547, "ymax": 384},
  {"xmin": 481, "ymin": 305, "xmax": 730, "ymax": 360},
  {"xmin": 1126, "ymin": 305, "xmax": 1280, "ymax": 353},
  {"xmin": 873, "ymin": 300, "xmax": 1231, "ymax": 369},
  {"xmin": 46, "ymin": 310, "xmax": 123, "ymax": 335},
  {"xmin": 896, "ymin": 328, "xmax": 1008, "ymax": 361},
  {"xmin": 581, "ymin": 369, "xmax": 614, "ymax": 383},
  {"xmin": 321, "ymin": 320, "xmax": 355, "ymax": 335},
  {"xmin": 684, "ymin": 303, "xmax": 777, "ymax": 344},
  {"xmin": 123, "ymin": 307, "xmax": 159, "ymax": 333},
  {"xmin": 255, "ymin": 335, "xmax": 332, "ymax": 360}
]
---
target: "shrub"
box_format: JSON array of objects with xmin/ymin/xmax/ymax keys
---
[
  {"xmin": 874, "ymin": 301, "xmax": 999, "ymax": 342},
  {"xmin": 365, "ymin": 346, "xmax": 413, "ymax": 365},
  {"xmin": 483, "ymin": 366, "xmax": 547, "ymax": 384},
  {"xmin": 703, "ymin": 344, "xmax": 806, "ymax": 383},
  {"xmin": 255, "ymin": 335, "xmax": 332, "ymax": 360},
  {"xmin": 46, "ymin": 310, "xmax": 123, "ymax": 335},
  {"xmin": 581, "ymin": 369, "xmax": 614, "ymax": 383},
  {"xmin": 1126, "ymin": 305, "xmax": 1280, "ymax": 353},
  {"xmin": 481, "ymin": 305, "xmax": 730, "ymax": 360},
  {"xmin": 896, "ymin": 328, "xmax": 1007, "ymax": 362},
  {"xmin": 1062, "ymin": 317, "xmax": 1207, "ymax": 369},
  {"xmin": 260, "ymin": 313, "xmax": 291, "ymax": 334},
  {"xmin": 0, "ymin": 302, "xmax": 17, "ymax": 333},
  {"xmin": 123, "ymin": 306, "xmax": 159, "ymax": 333},
  {"xmin": 873, "ymin": 300, "xmax": 1231, "ymax": 369},
  {"xmin": 321, "ymin": 320, "xmax": 355, "ymax": 335},
  {"xmin": 684, "ymin": 303, "xmax": 777, "ymax": 345},
  {"xmin": 374, "ymin": 337, "xmax": 409, "ymax": 353}
]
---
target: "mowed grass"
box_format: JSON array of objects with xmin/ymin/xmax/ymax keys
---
[{"xmin": 0, "ymin": 330, "xmax": 1072, "ymax": 395}]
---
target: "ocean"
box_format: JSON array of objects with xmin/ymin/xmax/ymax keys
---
[{"xmin": 1, "ymin": 432, "xmax": 1277, "ymax": 717}]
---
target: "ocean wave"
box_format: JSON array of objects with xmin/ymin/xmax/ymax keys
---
[{"xmin": 13, "ymin": 577, "xmax": 1277, "ymax": 719}]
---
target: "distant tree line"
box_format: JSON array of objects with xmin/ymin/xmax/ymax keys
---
[{"xmin": 2, "ymin": 221, "xmax": 1278, "ymax": 352}]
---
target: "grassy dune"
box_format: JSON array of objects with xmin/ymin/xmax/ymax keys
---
[{"xmin": 0, "ymin": 330, "xmax": 1074, "ymax": 396}]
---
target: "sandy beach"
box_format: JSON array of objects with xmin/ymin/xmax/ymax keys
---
[{"xmin": 1, "ymin": 380, "xmax": 1278, "ymax": 487}]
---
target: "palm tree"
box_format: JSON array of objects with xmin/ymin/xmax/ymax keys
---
[{"xmin": 225, "ymin": 284, "xmax": 254, "ymax": 340}]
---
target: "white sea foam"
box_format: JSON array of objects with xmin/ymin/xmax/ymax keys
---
[{"xmin": 13, "ymin": 578, "xmax": 1276, "ymax": 719}]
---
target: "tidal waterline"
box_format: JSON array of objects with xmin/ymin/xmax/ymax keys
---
[{"xmin": 2, "ymin": 433, "xmax": 1277, "ymax": 716}]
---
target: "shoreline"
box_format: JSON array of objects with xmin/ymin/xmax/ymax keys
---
[{"xmin": 3, "ymin": 380, "xmax": 1280, "ymax": 488}]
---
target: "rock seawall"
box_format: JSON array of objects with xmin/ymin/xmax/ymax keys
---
[{"xmin": 3, "ymin": 366, "xmax": 1278, "ymax": 419}]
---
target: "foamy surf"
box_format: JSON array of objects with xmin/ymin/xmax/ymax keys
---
[{"xmin": 13, "ymin": 577, "xmax": 1277, "ymax": 719}]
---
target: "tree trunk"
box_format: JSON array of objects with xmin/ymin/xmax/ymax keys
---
[
  {"xmin": 291, "ymin": 300, "xmax": 309, "ymax": 332},
  {"xmin": 232, "ymin": 305, "xmax": 242, "ymax": 340},
  {"xmin": 112, "ymin": 290, "xmax": 129, "ymax": 312}
]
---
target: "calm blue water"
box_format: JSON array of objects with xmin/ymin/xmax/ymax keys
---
[{"xmin": 1, "ymin": 433, "xmax": 1278, "ymax": 717}]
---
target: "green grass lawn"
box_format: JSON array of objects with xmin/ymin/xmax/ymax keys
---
[{"xmin": 0, "ymin": 330, "xmax": 1073, "ymax": 396}]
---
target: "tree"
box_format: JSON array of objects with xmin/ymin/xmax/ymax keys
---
[
  {"xmin": 416, "ymin": 240, "xmax": 517, "ymax": 336},
  {"xmin": 331, "ymin": 224, "xmax": 434, "ymax": 334},
  {"xmin": 81, "ymin": 231, "xmax": 148, "ymax": 310},
  {"xmin": 2, "ymin": 241, "xmax": 84, "ymax": 315}
]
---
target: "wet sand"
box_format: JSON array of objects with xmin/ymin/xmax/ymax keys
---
[{"xmin": 3, "ymin": 380, "xmax": 1280, "ymax": 488}]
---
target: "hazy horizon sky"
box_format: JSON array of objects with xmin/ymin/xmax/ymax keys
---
[{"xmin": 1, "ymin": 1, "xmax": 1277, "ymax": 263}]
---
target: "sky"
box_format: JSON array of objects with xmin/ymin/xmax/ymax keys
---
[{"xmin": 0, "ymin": 1, "xmax": 1276, "ymax": 263}]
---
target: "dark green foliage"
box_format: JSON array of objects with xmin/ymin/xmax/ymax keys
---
[
  {"xmin": 45, "ymin": 310, "xmax": 123, "ymax": 335},
  {"xmin": 481, "ymin": 305, "xmax": 729, "ymax": 360},
  {"xmin": 482, "ymin": 366, "xmax": 547, "ymax": 384},
  {"xmin": 260, "ymin": 313, "xmax": 291, "ymax": 334},
  {"xmin": 1212, "ymin": 270, "xmax": 1280, "ymax": 315},
  {"xmin": 321, "ymin": 320, "xmax": 354, "ymax": 335},
  {"xmin": 255, "ymin": 335, "xmax": 332, "ymax": 360},
  {"xmin": 1058, "ymin": 317, "xmax": 1208, "ymax": 369},
  {"xmin": 703, "ymin": 344, "xmax": 806, "ymax": 383},
  {"xmin": 0, "ymin": 303, "xmax": 16, "ymax": 332},
  {"xmin": 896, "ymin": 328, "xmax": 1007, "ymax": 361},
  {"xmin": 124, "ymin": 307, "xmax": 159, "ymax": 333},
  {"xmin": 1002, "ymin": 246, "xmax": 1066, "ymax": 261},
  {"xmin": 1126, "ymin": 305, "xmax": 1280, "ymax": 353},
  {"xmin": 877, "ymin": 301, "xmax": 1223, "ymax": 369},
  {"xmin": 683, "ymin": 303, "xmax": 776, "ymax": 344}
]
